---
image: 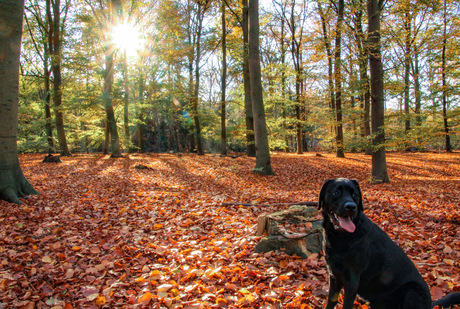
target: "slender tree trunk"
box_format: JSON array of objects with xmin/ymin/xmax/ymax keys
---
[
  {"xmin": 137, "ymin": 75, "xmax": 145, "ymax": 152},
  {"xmin": 281, "ymin": 17, "xmax": 289, "ymax": 152},
  {"xmin": 295, "ymin": 74, "xmax": 303, "ymax": 154},
  {"xmin": 350, "ymin": 61, "xmax": 358, "ymax": 153},
  {"xmin": 413, "ymin": 51, "xmax": 422, "ymax": 127},
  {"xmin": 248, "ymin": 0, "xmax": 274, "ymax": 175},
  {"xmin": 43, "ymin": 43, "xmax": 54, "ymax": 154},
  {"xmin": 441, "ymin": 0, "xmax": 451, "ymax": 152},
  {"xmin": 122, "ymin": 49, "xmax": 131, "ymax": 152},
  {"xmin": 51, "ymin": 0, "xmax": 71, "ymax": 156},
  {"xmin": 103, "ymin": 0, "xmax": 122, "ymax": 158},
  {"xmin": 403, "ymin": 11, "xmax": 411, "ymax": 136},
  {"xmin": 368, "ymin": 0, "xmax": 389, "ymax": 183},
  {"xmin": 0, "ymin": 0, "xmax": 39, "ymax": 204},
  {"xmin": 318, "ymin": 2, "xmax": 335, "ymax": 147},
  {"xmin": 187, "ymin": 34, "xmax": 196, "ymax": 153},
  {"xmin": 290, "ymin": 2, "xmax": 303, "ymax": 155},
  {"xmin": 221, "ymin": 1, "xmax": 227, "ymax": 156},
  {"xmin": 334, "ymin": 0, "xmax": 345, "ymax": 158},
  {"xmin": 354, "ymin": 1, "xmax": 371, "ymax": 154},
  {"xmin": 192, "ymin": 3, "xmax": 205, "ymax": 155},
  {"xmin": 242, "ymin": 0, "xmax": 256, "ymax": 157},
  {"xmin": 43, "ymin": 2, "xmax": 55, "ymax": 154}
]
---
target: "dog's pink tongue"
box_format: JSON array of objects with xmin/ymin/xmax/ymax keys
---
[{"xmin": 338, "ymin": 216, "xmax": 356, "ymax": 233}]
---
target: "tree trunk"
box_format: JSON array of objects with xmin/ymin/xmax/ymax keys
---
[
  {"xmin": 318, "ymin": 2, "xmax": 335, "ymax": 113},
  {"xmin": 187, "ymin": 44, "xmax": 196, "ymax": 153},
  {"xmin": 221, "ymin": 2, "xmax": 227, "ymax": 156},
  {"xmin": 43, "ymin": 42, "xmax": 54, "ymax": 154},
  {"xmin": 103, "ymin": 0, "xmax": 122, "ymax": 158},
  {"xmin": 242, "ymin": 0, "xmax": 256, "ymax": 157},
  {"xmin": 51, "ymin": 0, "xmax": 71, "ymax": 156},
  {"xmin": 368, "ymin": 0, "xmax": 389, "ymax": 183},
  {"xmin": 193, "ymin": 3, "xmax": 205, "ymax": 155},
  {"xmin": 290, "ymin": 2, "xmax": 303, "ymax": 155},
  {"xmin": 122, "ymin": 49, "xmax": 131, "ymax": 152},
  {"xmin": 103, "ymin": 44, "xmax": 122, "ymax": 157},
  {"xmin": 334, "ymin": 0, "xmax": 345, "ymax": 158},
  {"xmin": 43, "ymin": 2, "xmax": 55, "ymax": 154},
  {"xmin": 248, "ymin": 0, "xmax": 274, "ymax": 175},
  {"xmin": 413, "ymin": 51, "xmax": 422, "ymax": 127},
  {"xmin": 403, "ymin": 11, "xmax": 411, "ymax": 137},
  {"xmin": 0, "ymin": 0, "xmax": 39, "ymax": 204},
  {"xmin": 281, "ymin": 17, "xmax": 289, "ymax": 152},
  {"xmin": 354, "ymin": 1, "xmax": 371, "ymax": 154},
  {"xmin": 441, "ymin": 0, "xmax": 451, "ymax": 152},
  {"xmin": 137, "ymin": 75, "xmax": 145, "ymax": 152}
]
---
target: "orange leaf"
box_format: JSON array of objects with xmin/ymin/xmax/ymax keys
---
[
  {"xmin": 95, "ymin": 296, "xmax": 106, "ymax": 306},
  {"xmin": 138, "ymin": 292, "xmax": 153, "ymax": 305}
]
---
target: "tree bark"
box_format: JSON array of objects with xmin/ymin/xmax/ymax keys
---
[
  {"xmin": 192, "ymin": 2, "xmax": 207, "ymax": 156},
  {"xmin": 280, "ymin": 16, "xmax": 289, "ymax": 152},
  {"xmin": 122, "ymin": 49, "xmax": 131, "ymax": 152},
  {"xmin": 187, "ymin": 29, "xmax": 196, "ymax": 153},
  {"xmin": 103, "ymin": 44, "xmax": 122, "ymax": 157},
  {"xmin": 43, "ymin": 42, "xmax": 54, "ymax": 154},
  {"xmin": 44, "ymin": 1, "xmax": 54, "ymax": 153},
  {"xmin": 0, "ymin": 0, "xmax": 39, "ymax": 204},
  {"xmin": 221, "ymin": 1, "xmax": 227, "ymax": 156},
  {"xmin": 318, "ymin": 2, "xmax": 335, "ymax": 113},
  {"xmin": 289, "ymin": 1, "xmax": 303, "ymax": 155},
  {"xmin": 403, "ymin": 10, "xmax": 411, "ymax": 136},
  {"xmin": 441, "ymin": 0, "xmax": 451, "ymax": 152},
  {"xmin": 368, "ymin": 0, "xmax": 389, "ymax": 183},
  {"xmin": 334, "ymin": 0, "xmax": 345, "ymax": 158},
  {"xmin": 353, "ymin": 0, "xmax": 371, "ymax": 154},
  {"xmin": 51, "ymin": 0, "xmax": 71, "ymax": 156},
  {"xmin": 103, "ymin": 0, "xmax": 122, "ymax": 158},
  {"xmin": 413, "ymin": 51, "xmax": 422, "ymax": 127},
  {"xmin": 242, "ymin": 0, "xmax": 256, "ymax": 157},
  {"xmin": 248, "ymin": 0, "xmax": 274, "ymax": 175},
  {"xmin": 137, "ymin": 75, "xmax": 145, "ymax": 152}
]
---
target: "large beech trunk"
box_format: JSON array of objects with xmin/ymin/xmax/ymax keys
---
[
  {"xmin": 368, "ymin": 0, "xmax": 389, "ymax": 183},
  {"xmin": 248, "ymin": 0, "xmax": 274, "ymax": 175},
  {"xmin": 0, "ymin": 0, "xmax": 39, "ymax": 204}
]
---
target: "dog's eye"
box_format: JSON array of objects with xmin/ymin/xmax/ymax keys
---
[
  {"xmin": 352, "ymin": 193, "xmax": 358, "ymax": 199},
  {"xmin": 333, "ymin": 190, "xmax": 341, "ymax": 197}
]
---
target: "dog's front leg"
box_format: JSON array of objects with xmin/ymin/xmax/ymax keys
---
[
  {"xmin": 326, "ymin": 275, "xmax": 342, "ymax": 309},
  {"xmin": 341, "ymin": 276, "xmax": 359, "ymax": 309}
]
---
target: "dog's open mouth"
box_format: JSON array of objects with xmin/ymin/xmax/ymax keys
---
[{"xmin": 330, "ymin": 213, "xmax": 356, "ymax": 233}]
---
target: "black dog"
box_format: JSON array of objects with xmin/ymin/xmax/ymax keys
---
[{"xmin": 319, "ymin": 178, "xmax": 460, "ymax": 309}]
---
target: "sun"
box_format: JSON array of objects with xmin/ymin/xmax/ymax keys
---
[{"xmin": 110, "ymin": 22, "xmax": 145, "ymax": 58}]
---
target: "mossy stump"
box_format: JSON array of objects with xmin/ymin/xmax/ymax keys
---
[{"xmin": 254, "ymin": 205, "xmax": 323, "ymax": 258}]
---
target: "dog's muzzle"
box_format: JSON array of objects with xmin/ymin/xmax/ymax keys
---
[{"xmin": 328, "ymin": 203, "xmax": 357, "ymax": 233}]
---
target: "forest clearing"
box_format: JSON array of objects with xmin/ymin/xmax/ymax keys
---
[{"xmin": 0, "ymin": 152, "xmax": 459, "ymax": 308}]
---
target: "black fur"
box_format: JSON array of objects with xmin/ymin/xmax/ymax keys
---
[{"xmin": 319, "ymin": 178, "xmax": 460, "ymax": 309}]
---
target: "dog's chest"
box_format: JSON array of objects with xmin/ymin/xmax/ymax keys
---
[{"xmin": 323, "ymin": 229, "xmax": 369, "ymax": 272}]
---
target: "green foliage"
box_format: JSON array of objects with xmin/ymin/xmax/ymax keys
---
[{"xmin": 16, "ymin": 0, "xmax": 459, "ymax": 154}]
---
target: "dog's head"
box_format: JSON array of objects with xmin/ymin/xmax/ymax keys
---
[{"xmin": 318, "ymin": 178, "xmax": 363, "ymax": 233}]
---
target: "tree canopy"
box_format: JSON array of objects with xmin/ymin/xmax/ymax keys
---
[{"xmin": 18, "ymin": 0, "xmax": 459, "ymax": 155}]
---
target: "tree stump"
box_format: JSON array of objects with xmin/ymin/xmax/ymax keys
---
[
  {"xmin": 254, "ymin": 205, "xmax": 323, "ymax": 258},
  {"xmin": 42, "ymin": 154, "xmax": 61, "ymax": 163}
]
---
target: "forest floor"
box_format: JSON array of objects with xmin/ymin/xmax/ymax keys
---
[{"xmin": 0, "ymin": 152, "xmax": 459, "ymax": 308}]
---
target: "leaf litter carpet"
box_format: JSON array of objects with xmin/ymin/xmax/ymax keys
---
[{"xmin": 0, "ymin": 152, "xmax": 459, "ymax": 308}]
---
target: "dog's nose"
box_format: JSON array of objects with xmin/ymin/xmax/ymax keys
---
[{"xmin": 344, "ymin": 202, "xmax": 357, "ymax": 212}]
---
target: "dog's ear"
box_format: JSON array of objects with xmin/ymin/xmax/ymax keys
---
[
  {"xmin": 350, "ymin": 179, "xmax": 363, "ymax": 212},
  {"xmin": 318, "ymin": 179, "xmax": 334, "ymax": 210}
]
